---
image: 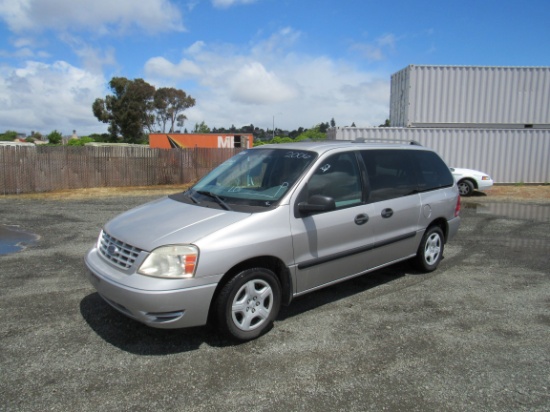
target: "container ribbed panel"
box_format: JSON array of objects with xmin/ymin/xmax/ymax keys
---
[{"xmin": 390, "ymin": 65, "xmax": 550, "ymax": 127}]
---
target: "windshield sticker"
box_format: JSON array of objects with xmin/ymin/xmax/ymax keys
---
[
  {"xmin": 273, "ymin": 182, "xmax": 289, "ymax": 198},
  {"xmin": 320, "ymin": 164, "xmax": 331, "ymax": 173},
  {"xmin": 285, "ymin": 151, "xmax": 312, "ymax": 159}
]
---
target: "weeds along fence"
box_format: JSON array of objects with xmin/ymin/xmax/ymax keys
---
[{"xmin": 0, "ymin": 145, "xmax": 242, "ymax": 195}]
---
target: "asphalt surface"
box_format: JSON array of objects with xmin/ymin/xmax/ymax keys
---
[{"xmin": 1, "ymin": 191, "xmax": 549, "ymax": 412}]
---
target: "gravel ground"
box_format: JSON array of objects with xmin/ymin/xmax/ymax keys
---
[{"xmin": 1, "ymin": 186, "xmax": 549, "ymax": 412}]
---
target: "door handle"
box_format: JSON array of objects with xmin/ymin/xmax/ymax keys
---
[
  {"xmin": 381, "ymin": 208, "xmax": 393, "ymax": 218},
  {"xmin": 354, "ymin": 214, "xmax": 369, "ymax": 225}
]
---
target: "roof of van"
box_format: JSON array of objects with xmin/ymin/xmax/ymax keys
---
[{"xmin": 253, "ymin": 140, "xmax": 429, "ymax": 154}]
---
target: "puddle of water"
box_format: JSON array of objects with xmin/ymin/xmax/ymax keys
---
[
  {"xmin": 0, "ymin": 225, "xmax": 39, "ymax": 255},
  {"xmin": 463, "ymin": 202, "xmax": 550, "ymax": 222}
]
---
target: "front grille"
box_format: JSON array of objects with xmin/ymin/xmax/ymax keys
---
[{"xmin": 98, "ymin": 231, "xmax": 142, "ymax": 270}]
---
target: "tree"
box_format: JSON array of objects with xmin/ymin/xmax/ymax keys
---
[
  {"xmin": 88, "ymin": 133, "xmax": 110, "ymax": 142},
  {"xmin": 379, "ymin": 119, "xmax": 391, "ymax": 127},
  {"xmin": 330, "ymin": 118, "xmax": 336, "ymax": 128},
  {"xmin": 47, "ymin": 130, "xmax": 62, "ymax": 145},
  {"xmin": 295, "ymin": 125, "xmax": 327, "ymax": 141},
  {"xmin": 153, "ymin": 87, "xmax": 196, "ymax": 133},
  {"xmin": 193, "ymin": 121, "xmax": 211, "ymax": 133},
  {"xmin": 241, "ymin": 124, "xmax": 254, "ymax": 133},
  {"xmin": 0, "ymin": 130, "xmax": 17, "ymax": 141},
  {"xmin": 93, "ymin": 77, "xmax": 156, "ymax": 143},
  {"xmin": 318, "ymin": 122, "xmax": 329, "ymax": 133}
]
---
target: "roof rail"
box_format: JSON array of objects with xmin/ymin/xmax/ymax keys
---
[{"xmin": 351, "ymin": 138, "xmax": 422, "ymax": 146}]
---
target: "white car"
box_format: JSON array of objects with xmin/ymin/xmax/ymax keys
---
[{"xmin": 450, "ymin": 167, "xmax": 494, "ymax": 196}]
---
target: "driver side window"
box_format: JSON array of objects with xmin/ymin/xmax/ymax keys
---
[{"xmin": 307, "ymin": 152, "xmax": 362, "ymax": 208}]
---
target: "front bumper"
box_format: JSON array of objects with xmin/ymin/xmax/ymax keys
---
[
  {"xmin": 477, "ymin": 179, "xmax": 494, "ymax": 191},
  {"xmin": 85, "ymin": 248, "xmax": 218, "ymax": 329}
]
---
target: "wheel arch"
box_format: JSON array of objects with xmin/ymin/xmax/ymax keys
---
[
  {"xmin": 208, "ymin": 256, "xmax": 292, "ymax": 321},
  {"xmin": 459, "ymin": 177, "xmax": 478, "ymax": 189},
  {"xmin": 427, "ymin": 217, "xmax": 450, "ymax": 243}
]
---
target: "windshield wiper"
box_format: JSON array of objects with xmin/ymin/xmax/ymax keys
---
[
  {"xmin": 185, "ymin": 190, "xmax": 199, "ymax": 204},
  {"xmin": 195, "ymin": 190, "xmax": 232, "ymax": 211}
]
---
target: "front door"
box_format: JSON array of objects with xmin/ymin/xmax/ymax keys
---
[{"xmin": 290, "ymin": 152, "xmax": 377, "ymax": 294}]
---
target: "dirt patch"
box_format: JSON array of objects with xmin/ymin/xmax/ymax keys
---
[
  {"xmin": 0, "ymin": 185, "xmax": 192, "ymax": 200},
  {"xmin": 468, "ymin": 185, "xmax": 550, "ymax": 203}
]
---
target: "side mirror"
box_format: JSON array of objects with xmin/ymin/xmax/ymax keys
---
[{"xmin": 298, "ymin": 195, "xmax": 336, "ymax": 215}]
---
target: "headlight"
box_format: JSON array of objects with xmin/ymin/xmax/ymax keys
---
[
  {"xmin": 138, "ymin": 245, "xmax": 199, "ymax": 279},
  {"xmin": 96, "ymin": 230, "xmax": 104, "ymax": 249},
  {"xmin": 481, "ymin": 176, "xmax": 491, "ymax": 181}
]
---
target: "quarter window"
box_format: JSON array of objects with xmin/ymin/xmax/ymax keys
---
[{"xmin": 409, "ymin": 151, "xmax": 454, "ymax": 191}]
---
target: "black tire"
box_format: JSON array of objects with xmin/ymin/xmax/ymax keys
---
[
  {"xmin": 457, "ymin": 179, "xmax": 474, "ymax": 196},
  {"xmin": 214, "ymin": 268, "xmax": 281, "ymax": 341},
  {"xmin": 414, "ymin": 226, "xmax": 444, "ymax": 272}
]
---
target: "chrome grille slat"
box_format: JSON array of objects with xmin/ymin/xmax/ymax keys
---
[{"xmin": 99, "ymin": 231, "xmax": 142, "ymax": 269}]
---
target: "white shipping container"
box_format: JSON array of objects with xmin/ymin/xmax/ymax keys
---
[
  {"xmin": 327, "ymin": 127, "xmax": 550, "ymax": 184},
  {"xmin": 390, "ymin": 65, "xmax": 550, "ymax": 128}
]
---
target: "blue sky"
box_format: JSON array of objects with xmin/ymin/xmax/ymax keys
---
[{"xmin": 1, "ymin": 0, "xmax": 549, "ymax": 136}]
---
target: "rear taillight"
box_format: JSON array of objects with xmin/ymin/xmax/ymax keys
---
[{"xmin": 455, "ymin": 195, "xmax": 461, "ymax": 217}]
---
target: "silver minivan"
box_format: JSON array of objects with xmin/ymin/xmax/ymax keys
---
[{"xmin": 85, "ymin": 141, "xmax": 461, "ymax": 340}]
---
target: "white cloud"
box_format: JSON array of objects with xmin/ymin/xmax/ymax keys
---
[
  {"xmin": 0, "ymin": 47, "xmax": 37, "ymax": 59},
  {"xmin": 211, "ymin": 0, "xmax": 258, "ymax": 9},
  {"xmin": 0, "ymin": 0, "xmax": 185, "ymax": 35},
  {"xmin": 186, "ymin": 41, "xmax": 206, "ymax": 55},
  {"xmin": 377, "ymin": 34, "xmax": 396, "ymax": 49},
  {"xmin": 228, "ymin": 62, "xmax": 298, "ymax": 104},
  {"xmin": 57, "ymin": 34, "xmax": 118, "ymax": 75},
  {"xmin": 144, "ymin": 57, "xmax": 202, "ymax": 80},
  {"xmin": 251, "ymin": 27, "xmax": 301, "ymax": 57},
  {"xmin": 73, "ymin": 45, "xmax": 117, "ymax": 75},
  {"xmin": 0, "ymin": 61, "xmax": 108, "ymax": 135},
  {"xmin": 351, "ymin": 33, "xmax": 397, "ymax": 62},
  {"xmin": 145, "ymin": 34, "xmax": 390, "ymax": 131}
]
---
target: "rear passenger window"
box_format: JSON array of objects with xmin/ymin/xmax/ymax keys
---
[
  {"xmin": 307, "ymin": 152, "xmax": 362, "ymax": 208},
  {"xmin": 360, "ymin": 150, "xmax": 417, "ymax": 202},
  {"xmin": 410, "ymin": 151, "xmax": 454, "ymax": 191}
]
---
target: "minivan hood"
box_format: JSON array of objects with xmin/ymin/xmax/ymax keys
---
[{"xmin": 103, "ymin": 197, "xmax": 250, "ymax": 251}]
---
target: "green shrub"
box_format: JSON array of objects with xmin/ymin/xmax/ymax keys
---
[
  {"xmin": 0, "ymin": 130, "xmax": 18, "ymax": 141},
  {"xmin": 47, "ymin": 130, "xmax": 63, "ymax": 145},
  {"xmin": 67, "ymin": 136, "xmax": 95, "ymax": 146}
]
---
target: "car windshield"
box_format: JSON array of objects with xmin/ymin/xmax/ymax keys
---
[{"xmin": 189, "ymin": 148, "xmax": 316, "ymax": 207}]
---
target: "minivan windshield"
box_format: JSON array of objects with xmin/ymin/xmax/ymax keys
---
[{"xmin": 187, "ymin": 148, "xmax": 317, "ymax": 208}]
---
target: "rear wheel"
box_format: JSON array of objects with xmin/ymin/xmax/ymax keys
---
[
  {"xmin": 458, "ymin": 179, "xmax": 474, "ymax": 196},
  {"xmin": 414, "ymin": 226, "xmax": 444, "ymax": 272},
  {"xmin": 214, "ymin": 268, "xmax": 281, "ymax": 341}
]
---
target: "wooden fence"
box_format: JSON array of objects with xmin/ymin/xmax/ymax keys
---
[{"xmin": 0, "ymin": 146, "xmax": 242, "ymax": 195}]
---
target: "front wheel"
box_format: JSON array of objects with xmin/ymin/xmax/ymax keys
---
[
  {"xmin": 458, "ymin": 179, "xmax": 474, "ymax": 196},
  {"xmin": 214, "ymin": 268, "xmax": 281, "ymax": 341},
  {"xmin": 414, "ymin": 226, "xmax": 445, "ymax": 272}
]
